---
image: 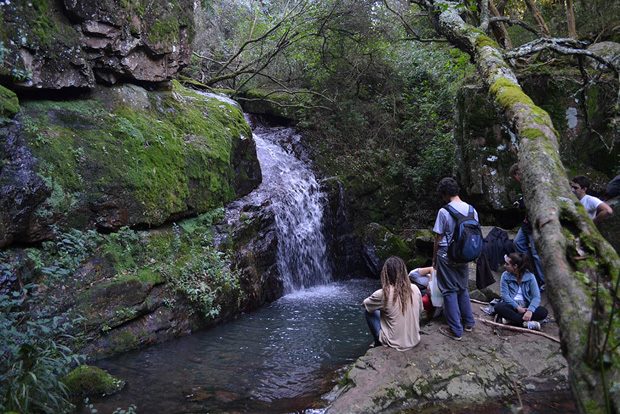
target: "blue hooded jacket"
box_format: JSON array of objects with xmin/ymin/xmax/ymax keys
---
[{"xmin": 499, "ymin": 270, "xmax": 541, "ymax": 312}]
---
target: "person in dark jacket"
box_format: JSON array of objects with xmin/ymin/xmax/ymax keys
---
[{"xmin": 495, "ymin": 252, "xmax": 548, "ymax": 330}]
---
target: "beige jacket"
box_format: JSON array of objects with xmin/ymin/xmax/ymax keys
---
[{"xmin": 363, "ymin": 284, "xmax": 423, "ymax": 351}]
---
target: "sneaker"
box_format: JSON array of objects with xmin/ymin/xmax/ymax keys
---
[
  {"xmin": 501, "ymin": 318, "xmax": 509, "ymax": 325},
  {"xmin": 464, "ymin": 325, "xmax": 474, "ymax": 332},
  {"xmin": 480, "ymin": 306, "xmax": 495, "ymax": 316},
  {"xmin": 523, "ymin": 321, "xmax": 541, "ymax": 331},
  {"xmin": 440, "ymin": 327, "xmax": 462, "ymax": 341}
]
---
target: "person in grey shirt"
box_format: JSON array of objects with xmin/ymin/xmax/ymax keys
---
[{"xmin": 432, "ymin": 177, "xmax": 477, "ymax": 341}]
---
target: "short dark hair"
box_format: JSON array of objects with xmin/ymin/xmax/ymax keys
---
[
  {"xmin": 571, "ymin": 175, "xmax": 590, "ymax": 190},
  {"xmin": 509, "ymin": 163, "xmax": 520, "ymax": 178},
  {"xmin": 437, "ymin": 177, "xmax": 460, "ymax": 197}
]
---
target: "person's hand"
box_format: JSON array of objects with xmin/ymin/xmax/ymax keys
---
[
  {"xmin": 516, "ymin": 306, "xmax": 527, "ymax": 314},
  {"xmin": 522, "ymin": 310, "xmax": 533, "ymax": 321}
]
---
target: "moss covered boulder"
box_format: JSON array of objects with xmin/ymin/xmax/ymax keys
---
[
  {"xmin": 63, "ymin": 365, "xmax": 125, "ymax": 398},
  {"xmin": 0, "ymin": 82, "xmax": 261, "ymax": 247},
  {"xmin": 362, "ymin": 223, "xmax": 416, "ymax": 274}
]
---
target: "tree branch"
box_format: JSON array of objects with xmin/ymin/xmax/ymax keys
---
[{"xmin": 504, "ymin": 38, "xmax": 620, "ymax": 75}]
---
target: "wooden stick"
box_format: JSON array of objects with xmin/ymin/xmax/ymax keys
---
[
  {"xmin": 470, "ymin": 298, "xmax": 490, "ymax": 305},
  {"xmin": 475, "ymin": 317, "xmax": 561, "ymax": 343}
]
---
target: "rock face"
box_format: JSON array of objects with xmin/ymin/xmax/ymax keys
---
[
  {"xmin": 456, "ymin": 72, "xmax": 619, "ymax": 228},
  {"xmin": 0, "ymin": 82, "xmax": 261, "ymax": 248},
  {"xmin": 218, "ymin": 197, "xmax": 284, "ymax": 307},
  {"xmin": 322, "ymin": 178, "xmax": 371, "ymax": 278},
  {"xmin": 325, "ymin": 303, "xmax": 568, "ymax": 413},
  {"xmin": 0, "ymin": 0, "xmax": 194, "ymax": 90}
]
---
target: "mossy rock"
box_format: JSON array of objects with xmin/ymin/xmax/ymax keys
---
[
  {"xmin": 0, "ymin": 85, "xmax": 19, "ymax": 120},
  {"xmin": 238, "ymin": 88, "xmax": 300, "ymax": 121},
  {"xmin": 63, "ymin": 365, "xmax": 125, "ymax": 398},
  {"xmin": 3, "ymin": 82, "xmax": 260, "ymax": 242},
  {"xmin": 364, "ymin": 223, "xmax": 416, "ymax": 267},
  {"xmin": 0, "ymin": 0, "xmax": 93, "ymax": 88}
]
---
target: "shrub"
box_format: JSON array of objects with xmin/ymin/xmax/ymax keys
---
[{"xmin": 0, "ymin": 287, "xmax": 82, "ymax": 413}]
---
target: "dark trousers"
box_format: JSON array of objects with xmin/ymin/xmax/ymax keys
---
[
  {"xmin": 495, "ymin": 301, "xmax": 548, "ymax": 326},
  {"xmin": 365, "ymin": 309, "xmax": 381, "ymax": 346}
]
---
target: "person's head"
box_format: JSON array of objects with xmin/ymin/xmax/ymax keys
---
[
  {"xmin": 509, "ymin": 163, "xmax": 521, "ymax": 183},
  {"xmin": 504, "ymin": 252, "xmax": 530, "ymax": 277},
  {"xmin": 380, "ymin": 256, "xmax": 412, "ymax": 314},
  {"xmin": 437, "ymin": 177, "xmax": 460, "ymax": 202},
  {"xmin": 570, "ymin": 175, "xmax": 590, "ymax": 200}
]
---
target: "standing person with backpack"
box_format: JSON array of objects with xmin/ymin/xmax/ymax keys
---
[{"xmin": 432, "ymin": 177, "xmax": 482, "ymax": 340}]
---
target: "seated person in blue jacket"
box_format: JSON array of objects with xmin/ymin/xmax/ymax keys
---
[{"xmin": 494, "ymin": 252, "xmax": 548, "ymax": 331}]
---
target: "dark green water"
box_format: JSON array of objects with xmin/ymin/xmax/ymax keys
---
[{"xmin": 90, "ymin": 278, "xmax": 379, "ymax": 413}]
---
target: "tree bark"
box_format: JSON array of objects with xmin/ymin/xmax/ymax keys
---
[
  {"xmin": 488, "ymin": 0, "xmax": 512, "ymax": 49},
  {"xmin": 420, "ymin": 1, "xmax": 620, "ymax": 413},
  {"xmin": 524, "ymin": 0, "xmax": 551, "ymax": 37},
  {"xmin": 565, "ymin": 0, "xmax": 577, "ymax": 38}
]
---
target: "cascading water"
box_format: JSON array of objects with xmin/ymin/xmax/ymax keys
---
[
  {"xmin": 251, "ymin": 122, "xmax": 333, "ymax": 292},
  {"xmin": 89, "ymin": 117, "xmax": 374, "ymax": 414}
]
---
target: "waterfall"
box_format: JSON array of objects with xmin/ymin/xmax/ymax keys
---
[{"xmin": 251, "ymin": 122, "xmax": 332, "ymax": 293}]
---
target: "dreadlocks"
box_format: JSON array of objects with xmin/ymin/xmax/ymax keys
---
[{"xmin": 380, "ymin": 256, "xmax": 412, "ymax": 315}]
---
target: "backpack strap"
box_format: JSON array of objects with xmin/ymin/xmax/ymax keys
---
[
  {"xmin": 444, "ymin": 204, "xmax": 463, "ymax": 219},
  {"xmin": 444, "ymin": 204, "xmax": 475, "ymax": 220}
]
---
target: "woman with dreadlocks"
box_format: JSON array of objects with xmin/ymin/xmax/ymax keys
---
[{"xmin": 363, "ymin": 256, "xmax": 423, "ymax": 350}]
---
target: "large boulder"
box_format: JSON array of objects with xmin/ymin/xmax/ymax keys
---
[
  {"xmin": 0, "ymin": 0, "xmax": 194, "ymax": 90},
  {"xmin": 325, "ymin": 303, "xmax": 567, "ymax": 413},
  {"xmin": 0, "ymin": 82, "xmax": 261, "ymax": 247}
]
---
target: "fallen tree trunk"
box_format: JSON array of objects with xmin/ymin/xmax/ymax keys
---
[{"xmin": 418, "ymin": 1, "xmax": 620, "ymax": 413}]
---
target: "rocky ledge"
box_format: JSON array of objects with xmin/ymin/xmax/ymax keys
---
[{"xmin": 324, "ymin": 294, "xmax": 568, "ymax": 413}]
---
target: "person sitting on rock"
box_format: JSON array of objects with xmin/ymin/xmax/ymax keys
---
[
  {"xmin": 570, "ymin": 175, "xmax": 613, "ymax": 225},
  {"xmin": 363, "ymin": 256, "xmax": 423, "ymax": 351},
  {"xmin": 408, "ymin": 266, "xmax": 441, "ymax": 319},
  {"xmin": 495, "ymin": 252, "xmax": 548, "ymax": 331}
]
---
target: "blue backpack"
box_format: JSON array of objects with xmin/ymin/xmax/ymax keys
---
[{"xmin": 444, "ymin": 204, "xmax": 483, "ymax": 263}]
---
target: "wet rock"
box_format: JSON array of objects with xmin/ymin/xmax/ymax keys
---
[
  {"xmin": 322, "ymin": 177, "xmax": 368, "ymax": 278},
  {"xmin": 219, "ymin": 197, "xmax": 283, "ymax": 308},
  {"xmin": 0, "ymin": 122, "xmax": 53, "ymax": 247}
]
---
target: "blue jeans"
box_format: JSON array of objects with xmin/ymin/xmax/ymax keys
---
[
  {"xmin": 365, "ymin": 309, "xmax": 381, "ymax": 346},
  {"xmin": 514, "ymin": 227, "xmax": 545, "ymax": 285},
  {"xmin": 443, "ymin": 289, "xmax": 475, "ymax": 337}
]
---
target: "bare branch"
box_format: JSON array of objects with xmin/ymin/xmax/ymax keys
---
[
  {"xmin": 504, "ymin": 38, "xmax": 620, "ymax": 75},
  {"xmin": 192, "ymin": 51, "xmax": 226, "ymax": 66}
]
